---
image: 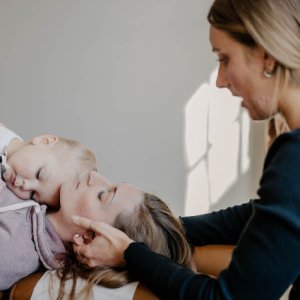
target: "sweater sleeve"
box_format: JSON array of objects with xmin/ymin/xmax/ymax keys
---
[
  {"xmin": 124, "ymin": 130, "xmax": 300, "ymax": 300},
  {"xmin": 0, "ymin": 189, "xmax": 40, "ymax": 289},
  {"xmin": 180, "ymin": 201, "xmax": 253, "ymax": 246}
]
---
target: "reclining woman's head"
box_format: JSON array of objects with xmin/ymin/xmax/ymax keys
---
[{"xmin": 50, "ymin": 170, "xmax": 194, "ymax": 299}]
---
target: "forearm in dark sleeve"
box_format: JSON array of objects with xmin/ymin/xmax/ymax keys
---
[
  {"xmin": 125, "ymin": 198, "xmax": 300, "ymax": 300},
  {"xmin": 124, "ymin": 242, "xmax": 226, "ymax": 300},
  {"xmin": 180, "ymin": 201, "xmax": 253, "ymax": 246}
]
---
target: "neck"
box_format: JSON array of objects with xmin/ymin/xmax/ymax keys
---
[
  {"xmin": 47, "ymin": 211, "xmax": 86, "ymax": 243},
  {"xmin": 279, "ymin": 85, "xmax": 300, "ymax": 130},
  {"xmin": 47, "ymin": 212, "xmax": 73, "ymax": 243}
]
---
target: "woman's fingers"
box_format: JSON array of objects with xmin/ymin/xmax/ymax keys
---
[
  {"xmin": 72, "ymin": 215, "xmax": 92, "ymax": 229},
  {"xmin": 72, "ymin": 215, "xmax": 125, "ymax": 239},
  {"xmin": 72, "ymin": 216, "xmax": 134, "ymax": 268}
]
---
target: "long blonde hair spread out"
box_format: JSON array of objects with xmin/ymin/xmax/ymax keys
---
[{"xmin": 55, "ymin": 193, "xmax": 194, "ymax": 299}]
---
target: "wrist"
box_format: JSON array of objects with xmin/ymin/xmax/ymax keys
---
[{"xmin": 124, "ymin": 242, "xmax": 148, "ymax": 261}]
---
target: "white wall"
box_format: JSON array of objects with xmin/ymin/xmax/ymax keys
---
[{"xmin": 0, "ymin": 0, "xmax": 266, "ymax": 216}]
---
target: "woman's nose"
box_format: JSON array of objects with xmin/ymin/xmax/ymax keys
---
[{"xmin": 216, "ymin": 66, "xmax": 229, "ymax": 89}]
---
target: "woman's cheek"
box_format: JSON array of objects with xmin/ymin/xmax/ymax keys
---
[{"xmin": 76, "ymin": 204, "xmax": 97, "ymax": 219}]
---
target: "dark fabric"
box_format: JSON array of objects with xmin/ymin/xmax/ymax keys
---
[
  {"xmin": 180, "ymin": 201, "xmax": 254, "ymax": 246},
  {"xmin": 124, "ymin": 128, "xmax": 300, "ymax": 300},
  {"xmin": 289, "ymin": 275, "xmax": 300, "ymax": 300}
]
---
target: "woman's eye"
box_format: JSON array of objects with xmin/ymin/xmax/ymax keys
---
[{"xmin": 217, "ymin": 57, "xmax": 228, "ymax": 65}]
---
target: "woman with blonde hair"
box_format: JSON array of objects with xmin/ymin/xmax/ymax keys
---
[
  {"xmin": 56, "ymin": 190, "xmax": 194, "ymax": 299},
  {"xmin": 73, "ymin": 0, "xmax": 300, "ymax": 299}
]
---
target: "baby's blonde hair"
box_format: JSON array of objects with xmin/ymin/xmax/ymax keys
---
[{"xmin": 55, "ymin": 137, "xmax": 97, "ymax": 179}]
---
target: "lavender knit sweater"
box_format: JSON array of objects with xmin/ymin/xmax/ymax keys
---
[{"xmin": 0, "ymin": 185, "xmax": 66, "ymax": 290}]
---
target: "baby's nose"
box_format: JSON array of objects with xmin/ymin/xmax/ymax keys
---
[
  {"xmin": 14, "ymin": 176, "xmax": 32, "ymax": 190},
  {"xmin": 14, "ymin": 175, "xmax": 24, "ymax": 187}
]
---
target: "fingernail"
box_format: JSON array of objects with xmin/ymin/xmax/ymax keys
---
[{"xmin": 74, "ymin": 233, "xmax": 80, "ymax": 238}]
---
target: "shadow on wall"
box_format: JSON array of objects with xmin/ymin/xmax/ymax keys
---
[{"xmin": 184, "ymin": 69, "xmax": 266, "ymax": 215}]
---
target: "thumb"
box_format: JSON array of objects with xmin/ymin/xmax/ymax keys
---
[
  {"xmin": 73, "ymin": 215, "xmax": 114, "ymax": 238},
  {"xmin": 72, "ymin": 215, "xmax": 92, "ymax": 229}
]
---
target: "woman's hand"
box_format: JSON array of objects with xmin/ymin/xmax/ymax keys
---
[{"xmin": 72, "ymin": 215, "xmax": 134, "ymax": 268}]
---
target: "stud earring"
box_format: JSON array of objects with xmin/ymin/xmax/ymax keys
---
[{"xmin": 264, "ymin": 70, "xmax": 273, "ymax": 78}]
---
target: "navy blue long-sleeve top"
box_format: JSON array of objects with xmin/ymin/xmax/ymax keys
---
[{"xmin": 124, "ymin": 129, "xmax": 300, "ymax": 299}]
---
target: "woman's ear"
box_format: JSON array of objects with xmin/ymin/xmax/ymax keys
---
[
  {"xmin": 31, "ymin": 135, "xmax": 59, "ymax": 145},
  {"xmin": 73, "ymin": 234, "xmax": 85, "ymax": 246},
  {"xmin": 73, "ymin": 231, "xmax": 94, "ymax": 246},
  {"xmin": 264, "ymin": 52, "xmax": 276, "ymax": 74}
]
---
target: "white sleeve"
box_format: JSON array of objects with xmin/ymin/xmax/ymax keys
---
[{"xmin": 0, "ymin": 125, "xmax": 22, "ymax": 153}]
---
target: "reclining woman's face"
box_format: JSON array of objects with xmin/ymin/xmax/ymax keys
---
[{"xmin": 55, "ymin": 170, "xmax": 143, "ymax": 241}]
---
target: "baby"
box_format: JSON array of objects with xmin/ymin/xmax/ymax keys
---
[
  {"xmin": 0, "ymin": 123, "xmax": 98, "ymax": 289},
  {"xmin": 0, "ymin": 122, "xmax": 97, "ymax": 208}
]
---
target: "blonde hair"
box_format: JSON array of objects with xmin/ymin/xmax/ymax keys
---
[
  {"xmin": 55, "ymin": 136, "xmax": 97, "ymax": 178},
  {"xmin": 208, "ymin": 0, "xmax": 300, "ymax": 96},
  {"xmin": 56, "ymin": 193, "xmax": 194, "ymax": 299}
]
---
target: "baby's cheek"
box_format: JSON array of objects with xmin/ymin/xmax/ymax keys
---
[
  {"xmin": 2, "ymin": 167, "xmax": 12, "ymax": 182},
  {"xmin": 8, "ymin": 186, "xmax": 29, "ymax": 200}
]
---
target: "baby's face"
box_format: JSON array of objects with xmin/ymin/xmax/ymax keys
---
[{"xmin": 3, "ymin": 143, "xmax": 77, "ymax": 207}]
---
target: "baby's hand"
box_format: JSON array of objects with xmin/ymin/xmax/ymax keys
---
[{"xmin": 0, "ymin": 148, "xmax": 10, "ymax": 176}]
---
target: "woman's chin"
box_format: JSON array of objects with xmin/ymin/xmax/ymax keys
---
[{"xmin": 248, "ymin": 111, "xmax": 274, "ymax": 122}]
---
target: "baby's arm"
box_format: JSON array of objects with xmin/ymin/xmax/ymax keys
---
[
  {"xmin": 0, "ymin": 123, "xmax": 22, "ymax": 192},
  {"xmin": 0, "ymin": 122, "xmax": 22, "ymax": 151}
]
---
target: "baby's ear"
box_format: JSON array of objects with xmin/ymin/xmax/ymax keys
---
[{"xmin": 32, "ymin": 135, "xmax": 59, "ymax": 145}]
